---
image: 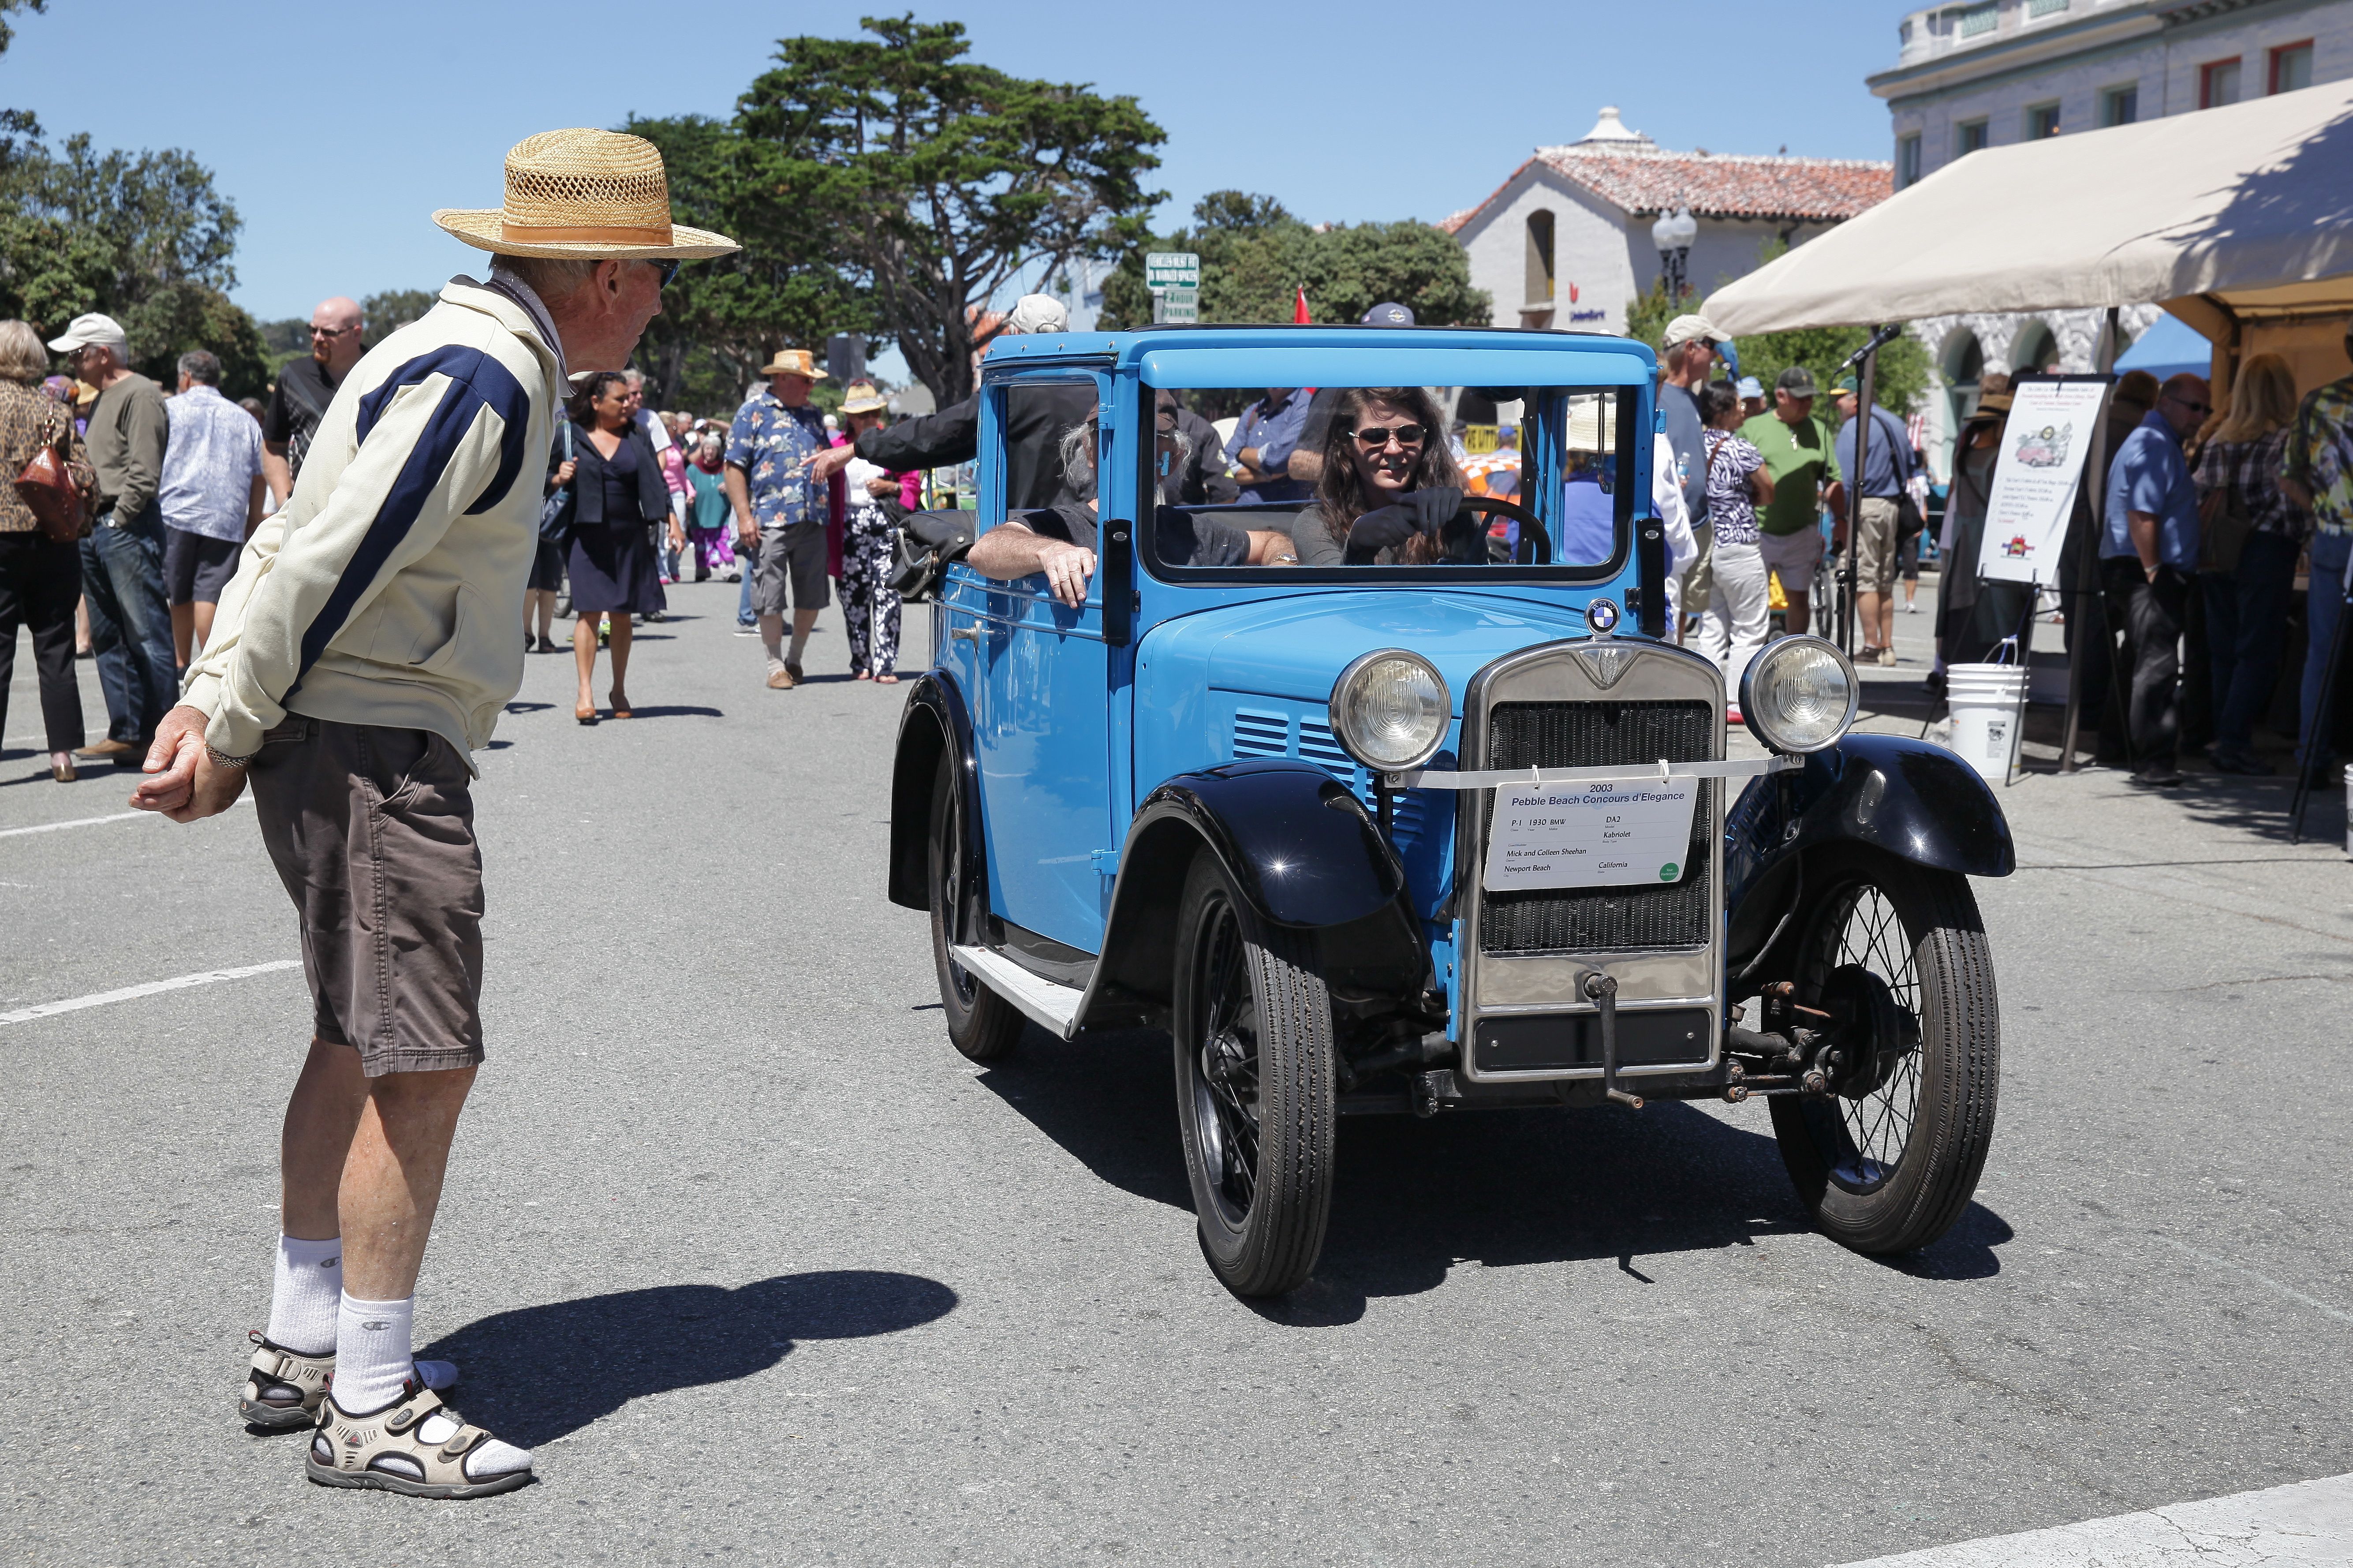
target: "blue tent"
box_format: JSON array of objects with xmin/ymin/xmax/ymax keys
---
[{"xmin": 2114, "ymin": 313, "xmax": 2214, "ymax": 381}]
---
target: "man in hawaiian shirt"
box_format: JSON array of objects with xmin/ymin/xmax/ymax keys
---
[
  {"xmin": 2282, "ymin": 325, "xmax": 2353, "ymax": 774},
  {"xmin": 726, "ymin": 347, "xmax": 831, "ymax": 688}
]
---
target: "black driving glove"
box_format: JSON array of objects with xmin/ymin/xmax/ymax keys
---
[{"xmin": 1345, "ymin": 486, "xmax": 1465, "ymax": 563}]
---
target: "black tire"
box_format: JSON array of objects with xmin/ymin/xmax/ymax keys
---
[
  {"xmin": 926, "ymin": 750, "xmax": 1023, "ymax": 1063},
  {"xmin": 1768, "ymin": 845, "xmax": 1999, "ymax": 1255},
  {"xmin": 1171, "ymin": 851, "xmax": 1336, "ymax": 1297}
]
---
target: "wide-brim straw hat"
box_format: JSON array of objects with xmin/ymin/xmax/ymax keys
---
[
  {"xmin": 1969, "ymin": 392, "xmax": 2014, "ymax": 418},
  {"xmin": 758, "ymin": 348, "xmax": 828, "ymax": 380},
  {"xmin": 433, "ymin": 128, "xmax": 739, "ymax": 261},
  {"xmin": 839, "ymin": 379, "xmax": 887, "ymax": 414}
]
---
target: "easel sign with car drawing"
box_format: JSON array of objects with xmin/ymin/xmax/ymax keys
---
[{"xmin": 884, "ymin": 320, "xmax": 2017, "ymax": 1300}]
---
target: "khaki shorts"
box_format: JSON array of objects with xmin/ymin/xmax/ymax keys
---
[
  {"xmin": 751, "ymin": 520, "xmax": 829, "ymax": 615},
  {"xmin": 1842, "ymin": 497, "xmax": 1903, "ymax": 594},
  {"xmin": 248, "ymin": 717, "xmax": 485, "ymax": 1077},
  {"xmin": 1757, "ymin": 525, "xmax": 1824, "ymax": 594}
]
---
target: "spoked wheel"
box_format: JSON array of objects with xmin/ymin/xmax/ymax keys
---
[
  {"xmin": 1172, "ymin": 852, "xmax": 1335, "ymax": 1297},
  {"xmin": 1768, "ymin": 845, "xmax": 1999, "ymax": 1255},
  {"xmin": 926, "ymin": 752, "xmax": 1023, "ymax": 1063}
]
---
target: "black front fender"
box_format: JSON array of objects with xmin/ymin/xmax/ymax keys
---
[
  {"xmin": 1083, "ymin": 762, "xmax": 1426, "ymax": 1028},
  {"xmin": 1728, "ymin": 732, "xmax": 2015, "ymax": 902},
  {"xmin": 1724, "ymin": 732, "xmax": 2013, "ymax": 976}
]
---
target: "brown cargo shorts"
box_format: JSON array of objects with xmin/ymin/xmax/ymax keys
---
[{"xmin": 247, "ymin": 716, "xmax": 486, "ymax": 1077}]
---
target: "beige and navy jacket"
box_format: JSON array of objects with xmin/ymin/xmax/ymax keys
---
[{"xmin": 183, "ymin": 278, "xmax": 562, "ymax": 768}]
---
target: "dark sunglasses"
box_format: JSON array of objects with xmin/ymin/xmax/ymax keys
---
[
  {"xmin": 2165, "ymin": 392, "xmax": 2211, "ymax": 415},
  {"xmin": 309, "ymin": 324, "xmax": 358, "ymax": 339},
  {"xmin": 1349, "ymin": 422, "xmax": 1426, "ymax": 448},
  {"xmin": 650, "ymin": 259, "xmax": 681, "ymax": 290}
]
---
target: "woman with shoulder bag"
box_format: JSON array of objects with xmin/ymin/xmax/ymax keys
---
[
  {"xmin": 556, "ymin": 371, "xmax": 669, "ymax": 723},
  {"xmin": 2192, "ymin": 354, "xmax": 2306, "ymax": 775},
  {"xmin": 0, "ymin": 320, "xmax": 96, "ymax": 782}
]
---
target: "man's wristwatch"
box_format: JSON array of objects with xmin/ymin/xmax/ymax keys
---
[{"xmin": 204, "ymin": 743, "xmax": 254, "ymax": 770}]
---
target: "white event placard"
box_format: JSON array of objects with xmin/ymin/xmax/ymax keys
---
[
  {"xmin": 1482, "ymin": 778, "xmax": 1699, "ymax": 892},
  {"xmin": 1976, "ymin": 376, "xmax": 2114, "ymax": 586}
]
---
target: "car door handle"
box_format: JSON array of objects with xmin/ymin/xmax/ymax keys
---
[{"xmin": 951, "ymin": 626, "xmax": 979, "ymax": 642}]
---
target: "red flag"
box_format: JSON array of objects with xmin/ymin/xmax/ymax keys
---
[{"xmin": 1292, "ymin": 286, "xmax": 1311, "ymax": 325}]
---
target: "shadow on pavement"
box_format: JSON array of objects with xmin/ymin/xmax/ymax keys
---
[
  {"xmin": 604, "ymin": 705, "xmax": 726, "ymax": 720},
  {"xmin": 979, "ymin": 1025, "xmax": 2014, "ymax": 1325},
  {"xmin": 418, "ymin": 1269, "xmax": 957, "ymax": 1447}
]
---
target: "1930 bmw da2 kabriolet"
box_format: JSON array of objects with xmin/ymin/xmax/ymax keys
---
[{"xmin": 886, "ymin": 324, "xmax": 2013, "ymax": 1297}]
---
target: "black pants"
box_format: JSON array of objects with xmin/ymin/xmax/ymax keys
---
[
  {"xmin": 2099, "ymin": 557, "xmax": 2189, "ymax": 774},
  {"xmin": 0, "ymin": 530, "xmax": 87, "ymax": 756}
]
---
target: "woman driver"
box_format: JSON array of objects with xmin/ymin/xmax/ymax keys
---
[{"xmin": 1289, "ymin": 386, "xmax": 1472, "ymax": 566}]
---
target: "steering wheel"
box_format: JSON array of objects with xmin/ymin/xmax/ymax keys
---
[{"xmin": 1456, "ymin": 493, "xmax": 1551, "ymax": 565}]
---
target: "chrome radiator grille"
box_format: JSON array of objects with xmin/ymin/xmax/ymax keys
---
[{"xmin": 1478, "ymin": 699, "xmax": 1714, "ymax": 955}]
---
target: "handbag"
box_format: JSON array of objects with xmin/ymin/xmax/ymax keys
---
[
  {"xmin": 538, "ymin": 422, "xmax": 577, "ymax": 546},
  {"xmin": 889, "ymin": 509, "xmax": 976, "ymax": 601},
  {"xmin": 15, "ymin": 442, "xmax": 85, "ymax": 545},
  {"xmin": 2197, "ymin": 467, "xmax": 2254, "ymax": 576}
]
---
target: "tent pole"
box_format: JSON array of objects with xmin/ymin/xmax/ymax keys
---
[
  {"xmin": 1842, "ymin": 347, "xmax": 1875, "ymax": 657},
  {"xmin": 2059, "ymin": 307, "xmax": 2122, "ymax": 773}
]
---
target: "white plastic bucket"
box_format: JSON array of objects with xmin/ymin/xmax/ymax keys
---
[{"xmin": 1946, "ymin": 662, "xmax": 2029, "ymax": 780}]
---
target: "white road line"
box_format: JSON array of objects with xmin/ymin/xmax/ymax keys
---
[
  {"xmin": 0, "ymin": 795, "xmax": 250, "ymax": 839},
  {"xmin": 1830, "ymin": 1472, "xmax": 2353, "ymax": 1566},
  {"xmin": 0, "ymin": 810, "xmax": 146, "ymax": 837},
  {"xmin": 2153, "ymin": 1235, "xmax": 2353, "ymax": 1326},
  {"xmin": 0, "ymin": 960, "xmax": 302, "ymax": 1026}
]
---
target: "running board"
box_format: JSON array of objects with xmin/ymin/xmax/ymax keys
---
[{"xmin": 952, "ymin": 945, "xmax": 1084, "ymax": 1039}]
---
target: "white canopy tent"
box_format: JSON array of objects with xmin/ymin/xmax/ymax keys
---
[{"xmin": 1702, "ymin": 79, "xmax": 2353, "ymax": 396}]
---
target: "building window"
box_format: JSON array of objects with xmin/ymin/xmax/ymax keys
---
[
  {"xmin": 2271, "ymin": 41, "xmax": 2314, "ymax": 94},
  {"xmin": 1957, "ymin": 2, "xmax": 1997, "ymax": 37},
  {"xmin": 2201, "ymin": 57, "xmax": 2242, "ymax": 108},
  {"xmin": 2027, "ymin": 103, "xmax": 2061, "ymax": 139},
  {"xmin": 2101, "ymin": 85, "xmax": 2138, "ymax": 126},
  {"xmin": 2027, "ymin": 0, "xmax": 2068, "ymax": 16},
  {"xmin": 1956, "ymin": 119, "xmax": 1990, "ymax": 156},
  {"xmin": 1897, "ymin": 133, "xmax": 1922, "ymax": 188},
  {"xmin": 1523, "ymin": 210, "xmax": 1555, "ymax": 309}
]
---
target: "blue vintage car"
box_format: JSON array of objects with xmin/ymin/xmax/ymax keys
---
[{"xmin": 887, "ymin": 324, "xmax": 2013, "ymax": 1297}]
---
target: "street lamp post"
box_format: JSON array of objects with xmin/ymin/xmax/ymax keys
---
[{"xmin": 1651, "ymin": 203, "xmax": 1697, "ymax": 301}]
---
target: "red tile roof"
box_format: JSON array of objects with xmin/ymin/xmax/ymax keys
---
[{"xmin": 1441, "ymin": 147, "xmax": 1892, "ymax": 235}]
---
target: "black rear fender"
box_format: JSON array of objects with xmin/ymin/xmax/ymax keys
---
[{"xmin": 887, "ymin": 673, "xmax": 974, "ymax": 911}]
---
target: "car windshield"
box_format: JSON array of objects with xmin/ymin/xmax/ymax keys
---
[{"xmin": 1138, "ymin": 383, "xmax": 1637, "ymax": 581}]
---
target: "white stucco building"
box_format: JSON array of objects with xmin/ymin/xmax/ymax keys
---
[
  {"xmin": 1871, "ymin": 0, "xmax": 2353, "ymax": 473},
  {"xmin": 1441, "ymin": 108, "xmax": 1892, "ymax": 339}
]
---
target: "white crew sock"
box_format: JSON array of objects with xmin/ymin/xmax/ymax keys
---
[
  {"xmin": 265, "ymin": 1235, "xmax": 343, "ymax": 1355},
  {"xmin": 333, "ymin": 1292, "xmax": 416, "ymax": 1413}
]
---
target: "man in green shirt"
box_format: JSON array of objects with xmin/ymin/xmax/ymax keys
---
[{"xmin": 1741, "ymin": 366, "xmax": 1846, "ymax": 635}]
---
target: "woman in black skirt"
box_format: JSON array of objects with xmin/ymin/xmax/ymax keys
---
[{"xmin": 557, "ymin": 371, "xmax": 668, "ymax": 722}]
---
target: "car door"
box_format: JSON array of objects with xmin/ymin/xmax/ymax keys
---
[{"xmin": 960, "ymin": 369, "xmax": 1116, "ymax": 955}]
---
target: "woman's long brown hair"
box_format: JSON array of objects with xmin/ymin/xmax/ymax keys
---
[{"xmin": 1313, "ymin": 386, "xmax": 1463, "ymax": 545}]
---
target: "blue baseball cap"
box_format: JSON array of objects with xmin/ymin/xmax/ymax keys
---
[{"xmin": 1360, "ymin": 302, "xmax": 1414, "ymax": 327}]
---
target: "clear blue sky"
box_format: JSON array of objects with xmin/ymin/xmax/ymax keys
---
[{"xmin": 4, "ymin": 0, "xmax": 1912, "ymax": 324}]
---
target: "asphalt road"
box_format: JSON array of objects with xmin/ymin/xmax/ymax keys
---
[{"xmin": 3, "ymin": 575, "xmax": 2349, "ymax": 1566}]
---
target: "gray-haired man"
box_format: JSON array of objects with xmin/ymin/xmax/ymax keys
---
[{"xmin": 159, "ymin": 349, "xmax": 269, "ymax": 667}]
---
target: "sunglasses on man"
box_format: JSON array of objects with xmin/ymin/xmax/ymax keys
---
[{"xmin": 1349, "ymin": 423, "xmax": 1427, "ymax": 449}]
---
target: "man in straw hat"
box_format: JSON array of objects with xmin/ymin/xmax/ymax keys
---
[
  {"xmin": 128, "ymin": 128, "xmax": 736, "ymax": 1498},
  {"xmin": 725, "ymin": 346, "xmax": 834, "ymax": 688}
]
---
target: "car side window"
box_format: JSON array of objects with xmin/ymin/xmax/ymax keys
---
[{"xmin": 999, "ymin": 381, "xmax": 1098, "ymax": 519}]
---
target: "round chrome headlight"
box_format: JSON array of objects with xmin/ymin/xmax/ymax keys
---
[
  {"xmin": 1739, "ymin": 635, "xmax": 1858, "ymax": 754},
  {"xmin": 1330, "ymin": 649, "xmax": 1451, "ymax": 773}
]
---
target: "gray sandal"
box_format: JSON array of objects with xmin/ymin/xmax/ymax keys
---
[
  {"xmin": 307, "ymin": 1383, "xmax": 532, "ymax": 1499},
  {"xmin": 241, "ymin": 1333, "xmax": 333, "ymax": 1430}
]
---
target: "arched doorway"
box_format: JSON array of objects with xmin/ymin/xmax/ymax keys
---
[
  {"xmin": 2010, "ymin": 319, "xmax": 2059, "ymax": 377},
  {"xmin": 1938, "ymin": 331, "xmax": 1984, "ymax": 481}
]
